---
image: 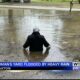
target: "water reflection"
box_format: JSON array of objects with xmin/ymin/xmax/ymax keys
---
[
  {"xmin": 57, "ymin": 11, "xmax": 80, "ymax": 61},
  {"xmin": 0, "ymin": 9, "xmax": 17, "ymax": 55},
  {"xmin": 0, "ymin": 8, "xmax": 80, "ymax": 62},
  {"xmin": 23, "ymin": 49, "xmax": 49, "ymax": 62}
]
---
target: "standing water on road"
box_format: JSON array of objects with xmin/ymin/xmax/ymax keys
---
[
  {"xmin": 0, "ymin": 8, "xmax": 80, "ymax": 62},
  {"xmin": 0, "ymin": 8, "xmax": 80, "ymax": 79}
]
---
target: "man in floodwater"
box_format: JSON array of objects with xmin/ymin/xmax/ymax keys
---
[{"xmin": 23, "ymin": 28, "xmax": 50, "ymax": 52}]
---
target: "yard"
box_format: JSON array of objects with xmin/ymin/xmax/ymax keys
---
[{"xmin": 32, "ymin": 0, "xmax": 78, "ymax": 3}]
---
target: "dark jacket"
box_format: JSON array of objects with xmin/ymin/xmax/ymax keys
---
[{"xmin": 23, "ymin": 32, "xmax": 49, "ymax": 52}]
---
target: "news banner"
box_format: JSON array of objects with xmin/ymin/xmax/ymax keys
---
[{"xmin": 0, "ymin": 62, "xmax": 80, "ymax": 70}]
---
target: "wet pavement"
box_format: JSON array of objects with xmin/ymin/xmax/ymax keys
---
[{"xmin": 0, "ymin": 8, "xmax": 80, "ymax": 79}]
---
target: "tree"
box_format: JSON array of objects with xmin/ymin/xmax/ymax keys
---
[{"xmin": 78, "ymin": 0, "xmax": 80, "ymax": 4}]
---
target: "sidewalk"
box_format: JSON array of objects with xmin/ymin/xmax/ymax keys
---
[
  {"xmin": 0, "ymin": 2, "xmax": 72, "ymax": 7},
  {"xmin": 0, "ymin": 2, "xmax": 80, "ymax": 11}
]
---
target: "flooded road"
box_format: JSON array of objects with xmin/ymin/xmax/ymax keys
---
[{"xmin": 0, "ymin": 8, "xmax": 80, "ymax": 79}]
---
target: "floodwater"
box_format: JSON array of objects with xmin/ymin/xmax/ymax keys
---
[{"xmin": 0, "ymin": 8, "xmax": 80, "ymax": 79}]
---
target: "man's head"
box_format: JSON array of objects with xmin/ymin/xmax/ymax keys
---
[{"xmin": 33, "ymin": 28, "xmax": 40, "ymax": 33}]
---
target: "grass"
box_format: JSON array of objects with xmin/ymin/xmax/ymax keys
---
[
  {"xmin": 31, "ymin": 0, "xmax": 71, "ymax": 6},
  {"xmin": 30, "ymin": 0, "xmax": 80, "ymax": 8},
  {"xmin": 32, "ymin": 0, "xmax": 78, "ymax": 3}
]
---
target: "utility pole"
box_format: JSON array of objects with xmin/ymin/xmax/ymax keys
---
[
  {"xmin": 70, "ymin": 0, "xmax": 73, "ymax": 12},
  {"xmin": 70, "ymin": 0, "xmax": 80, "ymax": 12}
]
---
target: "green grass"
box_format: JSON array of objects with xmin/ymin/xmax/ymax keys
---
[{"xmin": 32, "ymin": 0, "xmax": 78, "ymax": 3}]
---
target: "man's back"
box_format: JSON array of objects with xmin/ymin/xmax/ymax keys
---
[{"xmin": 23, "ymin": 32, "xmax": 49, "ymax": 52}]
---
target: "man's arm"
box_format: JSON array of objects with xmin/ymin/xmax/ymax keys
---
[
  {"xmin": 23, "ymin": 36, "xmax": 30, "ymax": 49},
  {"xmin": 43, "ymin": 36, "xmax": 50, "ymax": 49}
]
